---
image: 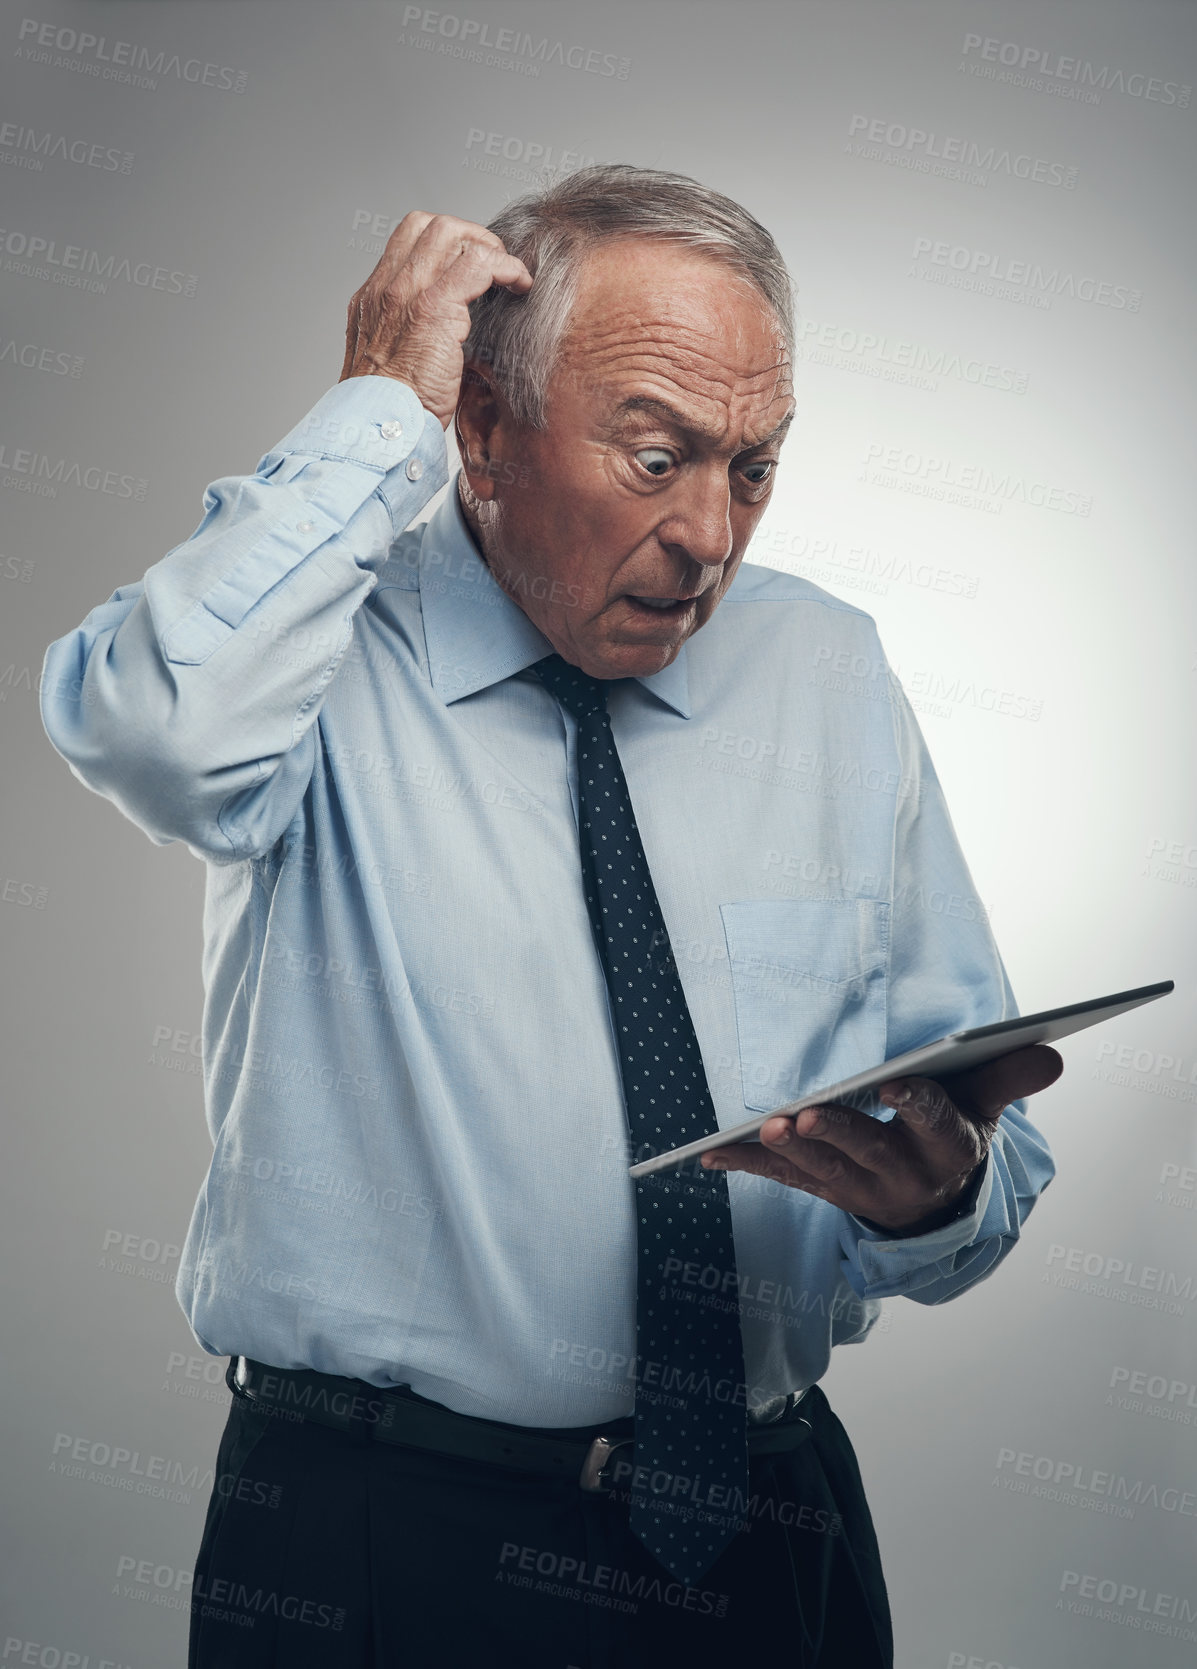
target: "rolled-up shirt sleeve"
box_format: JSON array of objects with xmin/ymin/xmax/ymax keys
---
[
  {"xmin": 39, "ymin": 376, "xmax": 448, "ymax": 862},
  {"xmin": 837, "ymin": 660, "xmax": 1056, "ymax": 1302}
]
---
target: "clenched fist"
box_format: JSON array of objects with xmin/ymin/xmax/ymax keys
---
[{"xmin": 339, "ymin": 211, "xmax": 533, "ymax": 427}]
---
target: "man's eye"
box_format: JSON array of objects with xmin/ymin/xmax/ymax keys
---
[
  {"xmin": 741, "ymin": 462, "xmax": 774, "ymax": 484},
  {"xmin": 634, "ymin": 448, "xmax": 675, "ymax": 477}
]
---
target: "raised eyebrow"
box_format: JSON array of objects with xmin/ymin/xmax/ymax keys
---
[
  {"xmin": 607, "ymin": 395, "xmax": 718, "ymax": 441},
  {"xmin": 740, "ymin": 409, "xmax": 795, "ymax": 452},
  {"xmin": 751, "ymin": 410, "xmax": 798, "ymax": 450},
  {"xmin": 609, "ymin": 396, "xmax": 795, "ymax": 452}
]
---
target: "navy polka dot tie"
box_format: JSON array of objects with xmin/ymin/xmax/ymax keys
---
[{"xmin": 533, "ymin": 652, "xmax": 750, "ymax": 1585}]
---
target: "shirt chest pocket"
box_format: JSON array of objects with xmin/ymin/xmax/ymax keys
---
[{"xmin": 719, "ymin": 899, "xmax": 890, "ymax": 1114}]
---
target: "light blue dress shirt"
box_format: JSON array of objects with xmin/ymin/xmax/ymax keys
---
[{"xmin": 40, "ymin": 375, "xmax": 1054, "ymax": 1426}]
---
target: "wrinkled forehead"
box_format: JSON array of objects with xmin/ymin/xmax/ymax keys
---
[{"xmin": 550, "ymin": 241, "xmax": 792, "ymax": 440}]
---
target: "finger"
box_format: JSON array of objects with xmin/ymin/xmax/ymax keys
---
[
  {"xmin": 397, "ymin": 215, "xmax": 510, "ymax": 290},
  {"xmin": 364, "ymin": 209, "xmax": 438, "ymax": 284},
  {"xmin": 701, "ymin": 1141, "xmax": 840, "ymax": 1198},
  {"xmin": 880, "ymin": 1043, "xmax": 1063, "ymax": 1125},
  {"xmin": 420, "ymin": 242, "xmax": 533, "ymax": 311},
  {"xmin": 766, "ymin": 1102, "xmax": 895, "ymax": 1178},
  {"xmin": 382, "ymin": 210, "xmax": 496, "ymax": 266},
  {"xmin": 357, "ymin": 212, "xmax": 495, "ymax": 301},
  {"xmin": 411, "ymin": 212, "xmax": 504, "ymax": 251},
  {"xmin": 876, "ymin": 1076, "xmax": 986, "ymax": 1169},
  {"xmin": 944, "ymin": 1043, "xmax": 1064, "ymax": 1119}
]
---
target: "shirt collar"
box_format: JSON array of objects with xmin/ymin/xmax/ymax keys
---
[{"xmin": 417, "ymin": 479, "xmax": 692, "ymax": 719}]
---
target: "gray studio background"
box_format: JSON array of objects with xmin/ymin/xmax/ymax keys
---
[{"xmin": 2, "ymin": 1, "xmax": 1195, "ymax": 1663}]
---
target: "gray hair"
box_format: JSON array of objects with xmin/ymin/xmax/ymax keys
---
[{"xmin": 462, "ymin": 163, "xmax": 794, "ymax": 430}]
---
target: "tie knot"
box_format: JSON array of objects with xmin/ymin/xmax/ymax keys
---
[{"xmin": 532, "ymin": 652, "xmax": 611, "ymax": 720}]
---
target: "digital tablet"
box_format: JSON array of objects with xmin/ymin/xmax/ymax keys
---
[{"xmin": 626, "ymin": 979, "xmax": 1175, "ymax": 1179}]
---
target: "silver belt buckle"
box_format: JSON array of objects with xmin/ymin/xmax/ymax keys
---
[{"xmin": 578, "ymin": 1433, "xmax": 634, "ymax": 1492}]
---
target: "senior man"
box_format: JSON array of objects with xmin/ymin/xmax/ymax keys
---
[{"xmin": 41, "ymin": 165, "xmax": 1059, "ymax": 1668}]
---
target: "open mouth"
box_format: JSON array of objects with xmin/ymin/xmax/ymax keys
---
[{"xmin": 625, "ymin": 595, "xmax": 698, "ymax": 619}]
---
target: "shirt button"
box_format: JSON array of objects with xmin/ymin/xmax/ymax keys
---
[
  {"xmin": 295, "ymin": 521, "xmax": 316, "ymax": 533},
  {"xmin": 379, "ymin": 420, "xmax": 403, "ymax": 441},
  {"xmin": 406, "ymin": 457, "xmax": 424, "ymax": 481}
]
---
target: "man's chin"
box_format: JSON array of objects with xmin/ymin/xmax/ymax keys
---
[
  {"xmin": 549, "ymin": 632, "xmax": 684, "ymax": 680},
  {"xmin": 538, "ymin": 594, "xmax": 714, "ymax": 679},
  {"xmin": 586, "ymin": 641, "xmax": 685, "ymax": 680}
]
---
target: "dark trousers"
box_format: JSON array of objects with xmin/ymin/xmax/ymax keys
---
[{"xmin": 188, "ymin": 1372, "xmax": 893, "ymax": 1667}]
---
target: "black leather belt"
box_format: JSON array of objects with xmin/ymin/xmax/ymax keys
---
[{"xmin": 227, "ymin": 1356, "xmax": 813, "ymax": 1493}]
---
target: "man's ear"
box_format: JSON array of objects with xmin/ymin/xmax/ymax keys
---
[{"xmin": 455, "ymin": 362, "xmax": 504, "ymax": 503}]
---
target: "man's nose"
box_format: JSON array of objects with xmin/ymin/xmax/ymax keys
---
[{"xmin": 656, "ymin": 474, "xmax": 734, "ymax": 568}]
